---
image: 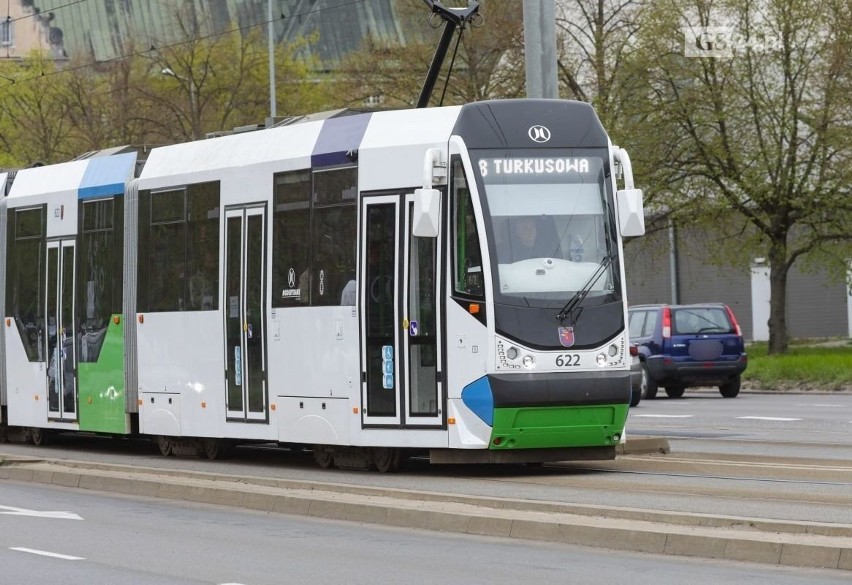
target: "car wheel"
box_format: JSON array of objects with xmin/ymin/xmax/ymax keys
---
[
  {"xmin": 630, "ymin": 385, "xmax": 641, "ymax": 407},
  {"xmin": 665, "ymin": 385, "xmax": 685, "ymax": 398},
  {"xmin": 720, "ymin": 376, "xmax": 741, "ymax": 398},
  {"xmin": 641, "ymin": 364, "xmax": 658, "ymax": 399}
]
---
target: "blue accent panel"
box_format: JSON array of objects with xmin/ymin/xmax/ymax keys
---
[
  {"xmin": 311, "ymin": 114, "xmax": 371, "ymax": 168},
  {"xmin": 461, "ymin": 376, "xmax": 494, "ymax": 426},
  {"xmin": 78, "ymin": 152, "xmax": 137, "ymax": 199}
]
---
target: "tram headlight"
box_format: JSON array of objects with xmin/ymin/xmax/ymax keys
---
[
  {"xmin": 596, "ymin": 353, "xmax": 608, "ymax": 367},
  {"xmin": 506, "ymin": 347, "xmax": 519, "ymax": 360},
  {"xmin": 608, "ymin": 344, "xmax": 619, "ymax": 357},
  {"xmin": 522, "ymin": 355, "xmax": 536, "ymax": 369}
]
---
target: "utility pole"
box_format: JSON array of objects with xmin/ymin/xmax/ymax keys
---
[
  {"xmin": 162, "ymin": 67, "xmax": 200, "ymax": 140},
  {"xmin": 523, "ymin": 0, "xmax": 558, "ymax": 99},
  {"xmin": 268, "ymin": 0, "xmax": 277, "ymax": 118}
]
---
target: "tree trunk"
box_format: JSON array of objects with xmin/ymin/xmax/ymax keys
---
[{"xmin": 767, "ymin": 242, "xmax": 789, "ymax": 355}]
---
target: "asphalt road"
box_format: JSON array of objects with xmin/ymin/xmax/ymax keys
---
[
  {"xmin": 1, "ymin": 481, "xmax": 848, "ymax": 585},
  {"xmin": 627, "ymin": 390, "xmax": 852, "ymax": 459}
]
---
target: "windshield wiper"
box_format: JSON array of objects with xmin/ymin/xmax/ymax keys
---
[{"xmin": 556, "ymin": 255, "xmax": 612, "ymax": 324}]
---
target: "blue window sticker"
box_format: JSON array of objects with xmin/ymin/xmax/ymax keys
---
[
  {"xmin": 383, "ymin": 360, "xmax": 394, "ymax": 375},
  {"xmin": 383, "ymin": 373, "xmax": 394, "ymax": 389},
  {"xmin": 382, "ymin": 345, "xmax": 393, "ymax": 361},
  {"xmin": 409, "ymin": 320, "xmax": 419, "ymax": 336},
  {"xmin": 234, "ymin": 346, "xmax": 242, "ymax": 386}
]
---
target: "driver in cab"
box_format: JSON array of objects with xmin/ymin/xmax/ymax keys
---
[{"xmin": 504, "ymin": 216, "xmax": 556, "ymax": 262}]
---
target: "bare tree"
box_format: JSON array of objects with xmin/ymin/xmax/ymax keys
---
[
  {"xmin": 0, "ymin": 54, "xmax": 74, "ymax": 165},
  {"xmin": 336, "ymin": 0, "xmax": 525, "ymax": 109},
  {"xmin": 556, "ymin": 0, "xmax": 645, "ymax": 125}
]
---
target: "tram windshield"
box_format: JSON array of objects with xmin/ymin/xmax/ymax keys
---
[{"xmin": 473, "ymin": 150, "xmax": 618, "ymax": 307}]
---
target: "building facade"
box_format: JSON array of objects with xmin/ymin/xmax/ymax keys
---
[
  {"xmin": 624, "ymin": 224, "xmax": 852, "ymax": 342},
  {"xmin": 1, "ymin": 0, "xmax": 66, "ymax": 60}
]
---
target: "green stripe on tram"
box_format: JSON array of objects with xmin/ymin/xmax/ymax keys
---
[
  {"xmin": 489, "ymin": 404, "xmax": 629, "ymax": 450},
  {"xmin": 77, "ymin": 315, "xmax": 129, "ymax": 434}
]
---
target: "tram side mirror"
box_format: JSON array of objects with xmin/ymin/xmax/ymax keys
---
[
  {"xmin": 616, "ymin": 188, "xmax": 645, "ymax": 237},
  {"xmin": 412, "ymin": 188, "xmax": 440, "ymax": 238}
]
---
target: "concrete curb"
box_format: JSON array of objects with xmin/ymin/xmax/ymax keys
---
[{"xmin": 1, "ymin": 458, "xmax": 849, "ymax": 572}]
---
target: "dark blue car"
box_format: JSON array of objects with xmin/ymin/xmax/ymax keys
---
[{"xmin": 628, "ymin": 304, "xmax": 748, "ymax": 398}]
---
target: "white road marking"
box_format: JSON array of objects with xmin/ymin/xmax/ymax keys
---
[
  {"xmin": 737, "ymin": 416, "xmax": 802, "ymax": 422},
  {"xmin": 796, "ymin": 403, "xmax": 846, "ymax": 408},
  {"xmin": 9, "ymin": 547, "xmax": 84, "ymax": 561},
  {"xmin": 0, "ymin": 505, "xmax": 82, "ymax": 520},
  {"xmin": 631, "ymin": 414, "xmax": 695, "ymax": 418}
]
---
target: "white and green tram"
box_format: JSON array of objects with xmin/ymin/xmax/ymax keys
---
[{"xmin": 1, "ymin": 99, "xmax": 644, "ymax": 470}]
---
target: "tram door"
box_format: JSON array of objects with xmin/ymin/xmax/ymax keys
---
[
  {"xmin": 224, "ymin": 206, "xmax": 268, "ymax": 422},
  {"xmin": 46, "ymin": 239, "xmax": 78, "ymax": 421},
  {"xmin": 360, "ymin": 194, "xmax": 443, "ymax": 427}
]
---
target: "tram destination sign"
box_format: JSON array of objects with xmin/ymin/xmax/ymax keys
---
[{"xmin": 477, "ymin": 157, "xmax": 602, "ymax": 183}]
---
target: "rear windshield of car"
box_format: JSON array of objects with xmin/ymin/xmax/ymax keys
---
[{"xmin": 672, "ymin": 307, "xmax": 733, "ymax": 335}]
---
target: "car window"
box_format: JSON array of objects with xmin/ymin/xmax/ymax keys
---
[
  {"xmin": 643, "ymin": 310, "xmax": 658, "ymax": 337},
  {"xmin": 672, "ymin": 307, "xmax": 732, "ymax": 334},
  {"xmin": 628, "ymin": 310, "xmax": 645, "ymax": 338},
  {"xmin": 628, "ymin": 309, "xmax": 659, "ymax": 338}
]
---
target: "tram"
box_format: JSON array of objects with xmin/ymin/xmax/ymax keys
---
[{"xmin": 0, "ymin": 99, "xmax": 644, "ymax": 470}]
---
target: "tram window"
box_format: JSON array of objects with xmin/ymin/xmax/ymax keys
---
[
  {"xmin": 313, "ymin": 168, "xmax": 357, "ymax": 306},
  {"xmin": 313, "ymin": 205, "xmax": 356, "ymax": 306},
  {"xmin": 273, "ymin": 171, "xmax": 311, "ymax": 307},
  {"xmin": 79, "ymin": 198, "xmax": 122, "ymax": 362},
  {"xmin": 138, "ymin": 183, "xmax": 221, "ymax": 312},
  {"xmin": 314, "ymin": 167, "xmax": 357, "ymax": 205},
  {"xmin": 451, "ymin": 157, "xmax": 484, "ymax": 298},
  {"xmin": 7, "ymin": 207, "xmax": 45, "ymax": 362},
  {"xmin": 273, "ymin": 167, "xmax": 357, "ymax": 307},
  {"xmin": 186, "ymin": 183, "xmax": 220, "ymax": 310},
  {"xmin": 148, "ymin": 190, "xmax": 186, "ymax": 311}
]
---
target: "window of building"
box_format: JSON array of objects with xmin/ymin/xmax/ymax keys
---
[
  {"xmin": 1, "ymin": 19, "xmax": 13, "ymax": 47},
  {"xmin": 137, "ymin": 182, "xmax": 220, "ymax": 312}
]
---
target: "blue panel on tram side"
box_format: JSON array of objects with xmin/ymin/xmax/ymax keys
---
[
  {"xmin": 461, "ymin": 376, "xmax": 494, "ymax": 426},
  {"xmin": 78, "ymin": 152, "xmax": 138, "ymax": 199},
  {"xmin": 311, "ymin": 113, "xmax": 372, "ymax": 168}
]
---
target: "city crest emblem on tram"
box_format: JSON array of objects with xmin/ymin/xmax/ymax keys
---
[{"xmin": 558, "ymin": 326, "xmax": 575, "ymax": 348}]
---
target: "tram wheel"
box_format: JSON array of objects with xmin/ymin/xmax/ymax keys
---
[
  {"xmin": 371, "ymin": 447, "xmax": 401, "ymax": 473},
  {"xmin": 157, "ymin": 435, "xmax": 174, "ymax": 457},
  {"xmin": 200, "ymin": 438, "xmax": 231, "ymax": 460},
  {"xmin": 30, "ymin": 427, "xmax": 49, "ymax": 446},
  {"xmin": 312, "ymin": 445, "xmax": 334, "ymax": 469}
]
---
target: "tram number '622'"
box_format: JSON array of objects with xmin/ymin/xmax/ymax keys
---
[{"xmin": 555, "ymin": 354, "xmax": 581, "ymax": 367}]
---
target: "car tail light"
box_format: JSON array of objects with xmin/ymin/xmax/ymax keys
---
[
  {"xmin": 662, "ymin": 306, "xmax": 671, "ymax": 338},
  {"xmin": 725, "ymin": 305, "xmax": 743, "ymax": 336},
  {"xmin": 629, "ymin": 344, "xmax": 638, "ymax": 356}
]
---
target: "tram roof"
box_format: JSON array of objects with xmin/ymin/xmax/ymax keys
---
[
  {"xmin": 7, "ymin": 159, "xmax": 89, "ymax": 202},
  {"xmin": 138, "ymin": 106, "xmax": 463, "ymax": 190},
  {"xmin": 79, "ymin": 152, "xmax": 138, "ymax": 199},
  {"xmin": 7, "ymin": 152, "xmax": 138, "ymax": 203}
]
